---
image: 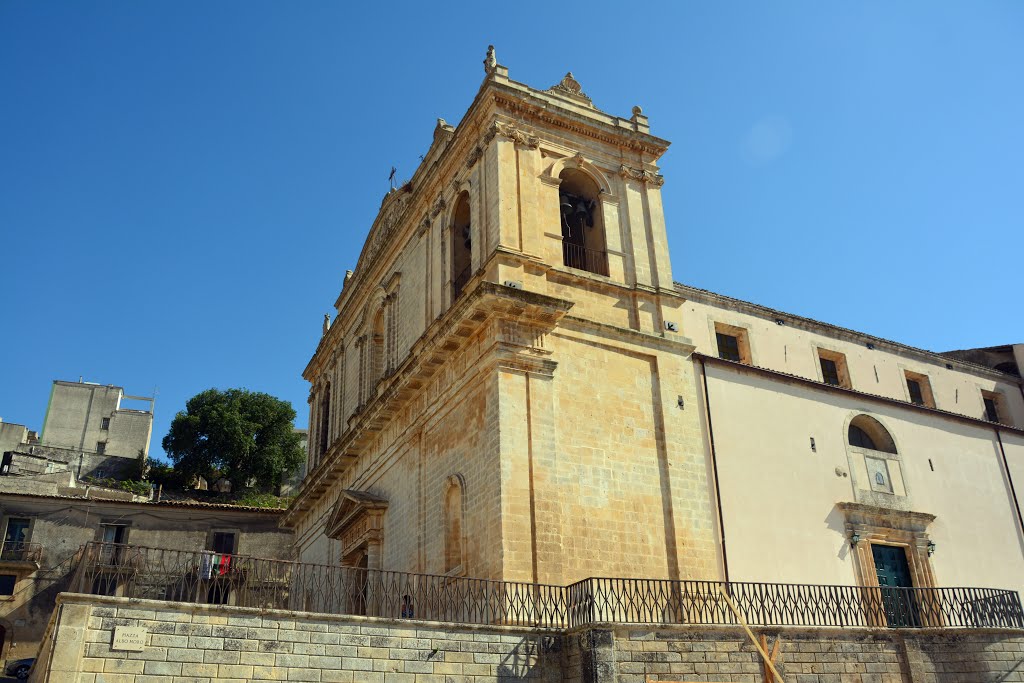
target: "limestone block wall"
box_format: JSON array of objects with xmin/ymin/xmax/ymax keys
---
[
  {"xmin": 33, "ymin": 593, "xmax": 1024, "ymax": 683},
  {"xmin": 565, "ymin": 624, "xmax": 1024, "ymax": 683},
  {"xmin": 33, "ymin": 594, "xmax": 563, "ymax": 683}
]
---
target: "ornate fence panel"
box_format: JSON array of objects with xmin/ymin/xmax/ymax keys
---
[
  {"xmin": 565, "ymin": 578, "xmax": 1024, "ymax": 629},
  {"xmin": 72, "ymin": 544, "xmax": 1023, "ymax": 631}
]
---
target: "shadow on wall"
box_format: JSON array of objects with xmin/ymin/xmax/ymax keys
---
[{"xmin": 497, "ymin": 635, "xmax": 561, "ymax": 682}]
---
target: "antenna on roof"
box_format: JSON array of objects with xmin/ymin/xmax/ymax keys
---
[{"xmin": 388, "ymin": 166, "xmax": 397, "ymax": 190}]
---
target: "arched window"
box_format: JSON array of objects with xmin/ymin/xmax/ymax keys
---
[
  {"xmin": 370, "ymin": 308, "xmax": 385, "ymax": 387},
  {"xmin": 444, "ymin": 475, "xmax": 465, "ymax": 575},
  {"xmin": 318, "ymin": 382, "xmax": 331, "ymax": 460},
  {"xmin": 847, "ymin": 415, "xmax": 897, "ymax": 454},
  {"xmin": 559, "ymin": 168, "xmax": 608, "ymax": 276},
  {"xmin": 451, "ymin": 193, "xmax": 472, "ymax": 298}
]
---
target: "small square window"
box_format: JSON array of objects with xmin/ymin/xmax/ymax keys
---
[
  {"xmin": 716, "ymin": 332, "xmax": 741, "ymax": 362},
  {"xmin": 714, "ymin": 323, "xmax": 751, "ymax": 364},
  {"xmin": 0, "ymin": 574, "xmax": 16, "ymax": 596},
  {"xmin": 904, "ymin": 371, "xmax": 934, "ymax": 408},
  {"xmin": 982, "ymin": 390, "xmax": 1005, "ymax": 424},
  {"xmin": 817, "ymin": 349, "xmax": 851, "ymax": 389},
  {"xmin": 210, "ymin": 531, "xmax": 237, "ymax": 555},
  {"xmin": 100, "ymin": 417, "xmax": 110, "ymax": 430},
  {"xmin": 96, "ymin": 442, "xmax": 106, "ymax": 455}
]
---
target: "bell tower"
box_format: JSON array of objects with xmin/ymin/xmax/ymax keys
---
[{"xmin": 289, "ymin": 49, "xmax": 719, "ymax": 589}]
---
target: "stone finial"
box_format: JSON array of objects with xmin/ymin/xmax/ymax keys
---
[
  {"xmin": 323, "ymin": 314, "xmax": 331, "ymax": 336},
  {"xmin": 631, "ymin": 106, "xmax": 643, "ymax": 119},
  {"xmin": 484, "ymin": 45, "xmax": 497, "ymax": 72},
  {"xmin": 548, "ymin": 72, "xmax": 593, "ymax": 106},
  {"xmin": 433, "ymin": 118, "xmax": 455, "ymax": 145}
]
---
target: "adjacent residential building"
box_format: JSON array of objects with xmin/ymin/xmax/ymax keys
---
[
  {"xmin": 0, "ymin": 485, "xmax": 293, "ymax": 664},
  {"xmin": 1, "ymin": 380, "xmax": 155, "ymax": 481}
]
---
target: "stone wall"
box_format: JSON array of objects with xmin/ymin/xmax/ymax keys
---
[
  {"xmin": 566, "ymin": 624, "xmax": 1024, "ymax": 683},
  {"xmin": 30, "ymin": 593, "xmax": 1024, "ymax": 683},
  {"xmin": 33, "ymin": 594, "xmax": 564, "ymax": 683}
]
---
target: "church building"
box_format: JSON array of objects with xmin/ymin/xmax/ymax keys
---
[{"xmin": 282, "ymin": 48, "xmax": 1024, "ymax": 603}]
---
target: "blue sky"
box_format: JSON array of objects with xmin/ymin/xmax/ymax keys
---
[{"xmin": 2, "ymin": 2, "xmax": 1022, "ymax": 462}]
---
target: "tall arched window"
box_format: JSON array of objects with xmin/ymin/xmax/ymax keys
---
[
  {"xmin": 559, "ymin": 168, "xmax": 608, "ymax": 276},
  {"xmin": 370, "ymin": 308, "xmax": 385, "ymax": 388},
  {"xmin": 318, "ymin": 382, "xmax": 331, "ymax": 459},
  {"xmin": 444, "ymin": 475, "xmax": 465, "ymax": 575},
  {"xmin": 451, "ymin": 193, "xmax": 472, "ymax": 298},
  {"xmin": 848, "ymin": 415, "xmax": 897, "ymax": 454}
]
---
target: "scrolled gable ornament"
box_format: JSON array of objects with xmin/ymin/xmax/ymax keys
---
[
  {"xmin": 487, "ymin": 121, "xmax": 540, "ymax": 149},
  {"xmin": 619, "ymin": 164, "xmax": 665, "ymax": 187}
]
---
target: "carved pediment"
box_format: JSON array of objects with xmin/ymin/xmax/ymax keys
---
[{"xmin": 325, "ymin": 490, "xmax": 389, "ymax": 550}]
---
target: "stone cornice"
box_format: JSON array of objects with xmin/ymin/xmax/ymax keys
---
[
  {"xmin": 694, "ymin": 352, "xmax": 1024, "ymax": 436},
  {"xmin": 285, "ymin": 282, "xmax": 574, "ymax": 528},
  {"xmin": 678, "ymin": 283, "xmax": 1023, "ymax": 385}
]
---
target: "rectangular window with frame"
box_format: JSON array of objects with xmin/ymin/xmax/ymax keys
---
[
  {"xmin": 96, "ymin": 442, "xmax": 106, "ymax": 455},
  {"xmin": 714, "ymin": 323, "xmax": 751, "ymax": 364},
  {"xmin": 904, "ymin": 371, "xmax": 935, "ymax": 408},
  {"xmin": 817, "ymin": 348, "xmax": 851, "ymax": 388},
  {"xmin": 0, "ymin": 574, "xmax": 16, "ymax": 596},
  {"xmin": 209, "ymin": 531, "xmax": 237, "ymax": 555},
  {"xmin": 4, "ymin": 518, "xmax": 30, "ymax": 546},
  {"xmin": 100, "ymin": 417, "xmax": 110, "ymax": 430},
  {"xmin": 99, "ymin": 523, "xmax": 128, "ymax": 545},
  {"xmin": 982, "ymin": 390, "xmax": 1005, "ymax": 424}
]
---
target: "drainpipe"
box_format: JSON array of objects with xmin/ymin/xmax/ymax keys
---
[
  {"xmin": 995, "ymin": 427, "xmax": 1024, "ymax": 542},
  {"xmin": 698, "ymin": 356, "xmax": 730, "ymax": 583}
]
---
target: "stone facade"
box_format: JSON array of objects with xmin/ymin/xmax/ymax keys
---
[
  {"xmin": 286, "ymin": 49, "xmax": 1024, "ymax": 607},
  {"xmin": 286, "ymin": 52, "xmax": 717, "ymax": 588},
  {"xmin": 31, "ymin": 593, "xmax": 1024, "ymax": 682}
]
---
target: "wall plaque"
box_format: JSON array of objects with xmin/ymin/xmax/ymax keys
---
[{"xmin": 111, "ymin": 626, "xmax": 147, "ymax": 651}]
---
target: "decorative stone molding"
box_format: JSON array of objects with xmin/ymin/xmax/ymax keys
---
[
  {"xmin": 325, "ymin": 490, "xmax": 388, "ymax": 567},
  {"xmin": 619, "ymin": 164, "xmax": 665, "ymax": 187},
  {"xmin": 547, "ymin": 72, "xmax": 593, "ymax": 107},
  {"xmin": 837, "ymin": 501, "xmax": 939, "ymax": 625},
  {"xmin": 487, "ymin": 121, "xmax": 540, "ymax": 149},
  {"xmin": 431, "ymin": 197, "xmax": 447, "ymax": 218},
  {"xmin": 465, "ymin": 145, "xmax": 483, "ymax": 169}
]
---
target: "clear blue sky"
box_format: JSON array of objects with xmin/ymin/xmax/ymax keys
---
[{"xmin": 2, "ymin": 2, "xmax": 1022, "ymax": 462}]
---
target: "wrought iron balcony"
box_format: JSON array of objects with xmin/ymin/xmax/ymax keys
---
[
  {"xmin": 561, "ymin": 240, "xmax": 609, "ymax": 277},
  {"xmin": 0, "ymin": 541, "xmax": 42, "ymax": 565},
  {"xmin": 69, "ymin": 543, "xmax": 1024, "ymax": 631}
]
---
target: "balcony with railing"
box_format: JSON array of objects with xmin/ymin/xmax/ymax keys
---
[
  {"xmin": 561, "ymin": 240, "xmax": 609, "ymax": 277},
  {"xmin": 68, "ymin": 543, "xmax": 1024, "ymax": 631},
  {"xmin": 0, "ymin": 541, "xmax": 42, "ymax": 568}
]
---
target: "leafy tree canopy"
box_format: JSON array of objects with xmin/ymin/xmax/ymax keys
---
[{"xmin": 162, "ymin": 388, "xmax": 304, "ymax": 492}]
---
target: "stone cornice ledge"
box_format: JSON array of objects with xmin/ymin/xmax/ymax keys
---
[{"xmin": 284, "ymin": 281, "xmax": 574, "ymax": 527}]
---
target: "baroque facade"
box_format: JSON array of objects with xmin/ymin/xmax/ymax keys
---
[{"xmin": 285, "ymin": 50, "xmax": 1024, "ymax": 604}]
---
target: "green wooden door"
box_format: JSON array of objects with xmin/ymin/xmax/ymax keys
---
[{"xmin": 872, "ymin": 544, "xmax": 920, "ymax": 627}]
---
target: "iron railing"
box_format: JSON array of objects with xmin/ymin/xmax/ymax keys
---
[
  {"xmin": 561, "ymin": 240, "xmax": 609, "ymax": 277},
  {"xmin": 70, "ymin": 543, "xmax": 1024, "ymax": 631},
  {"xmin": 566, "ymin": 578, "xmax": 1024, "ymax": 629},
  {"xmin": 452, "ymin": 264, "xmax": 472, "ymax": 299},
  {"xmin": 0, "ymin": 541, "xmax": 42, "ymax": 563},
  {"xmin": 72, "ymin": 543, "xmax": 568, "ymax": 627}
]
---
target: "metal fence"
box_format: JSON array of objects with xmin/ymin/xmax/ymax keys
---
[
  {"xmin": 71, "ymin": 543, "xmax": 568, "ymax": 628},
  {"xmin": 566, "ymin": 577, "xmax": 1024, "ymax": 629},
  {"xmin": 70, "ymin": 543, "xmax": 1024, "ymax": 631},
  {"xmin": 0, "ymin": 541, "xmax": 42, "ymax": 563},
  {"xmin": 561, "ymin": 241, "xmax": 609, "ymax": 277}
]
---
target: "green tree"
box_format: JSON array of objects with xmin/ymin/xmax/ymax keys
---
[{"xmin": 162, "ymin": 388, "xmax": 304, "ymax": 493}]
